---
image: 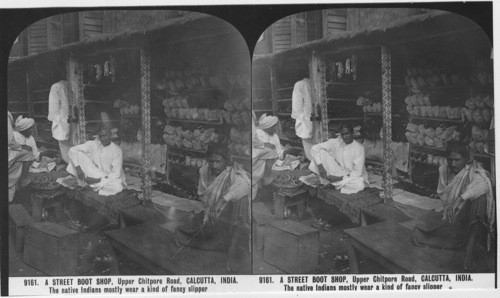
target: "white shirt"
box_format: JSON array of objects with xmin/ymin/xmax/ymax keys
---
[
  {"xmin": 13, "ymin": 131, "xmax": 40, "ymax": 159},
  {"xmin": 68, "ymin": 139, "xmax": 124, "ymax": 181},
  {"xmin": 310, "ymin": 137, "xmax": 368, "ymax": 181},
  {"xmin": 48, "ymin": 80, "xmax": 70, "ymax": 141},
  {"xmin": 255, "ymin": 128, "xmax": 284, "ymax": 159},
  {"xmin": 291, "ymin": 78, "xmax": 313, "ymax": 139}
]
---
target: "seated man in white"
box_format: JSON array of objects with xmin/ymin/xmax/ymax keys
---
[
  {"xmin": 309, "ymin": 123, "xmax": 368, "ymax": 194},
  {"xmin": 66, "ymin": 127, "xmax": 125, "ymax": 196}
]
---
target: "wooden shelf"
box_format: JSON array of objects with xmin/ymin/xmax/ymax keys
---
[
  {"xmin": 328, "ymin": 98, "xmax": 357, "ymax": 103},
  {"xmin": 84, "ymin": 120, "xmax": 120, "ymax": 124},
  {"xmin": 11, "ymin": 111, "xmax": 29, "ymax": 114},
  {"xmin": 121, "ymin": 115, "xmax": 159, "ymax": 120},
  {"xmin": 410, "ymin": 144, "xmax": 446, "ymax": 152},
  {"xmin": 33, "ymin": 101, "xmax": 48, "ymax": 104},
  {"xmin": 278, "ymin": 113, "xmax": 291, "ymax": 117},
  {"xmin": 83, "ymin": 83, "xmax": 115, "ymax": 88},
  {"xmin": 253, "ymin": 109, "xmax": 273, "ymax": 112},
  {"xmin": 278, "ymin": 98, "xmax": 292, "ymax": 102},
  {"xmin": 276, "ymin": 87, "xmax": 293, "ymax": 91},
  {"xmin": 84, "ymin": 100, "xmax": 114, "ymax": 104},
  {"xmin": 364, "ymin": 113, "xmax": 401, "ymax": 117},
  {"xmin": 327, "ymin": 117, "xmax": 363, "ymax": 121},
  {"xmin": 167, "ymin": 118, "xmax": 224, "ymax": 125},
  {"xmin": 169, "ymin": 146, "xmax": 207, "ymax": 155},
  {"xmin": 411, "ymin": 161, "xmax": 440, "ymax": 168},
  {"xmin": 472, "ymin": 153, "xmax": 494, "ymax": 158},
  {"xmin": 410, "ymin": 116, "xmax": 463, "ymax": 123},
  {"xmin": 327, "ymin": 82, "xmax": 381, "ymax": 88},
  {"xmin": 33, "ymin": 114, "xmax": 47, "ymax": 118},
  {"xmin": 32, "ymin": 89, "xmax": 50, "ymax": 93}
]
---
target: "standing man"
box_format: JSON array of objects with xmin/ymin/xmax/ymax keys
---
[
  {"xmin": 66, "ymin": 127, "xmax": 125, "ymax": 196},
  {"xmin": 309, "ymin": 123, "xmax": 368, "ymax": 194}
]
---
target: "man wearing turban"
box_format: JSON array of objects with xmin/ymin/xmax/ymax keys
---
[
  {"xmin": 13, "ymin": 115, "xmax": 40, "ymax": 159},
  {"xmin": 255, "ymin": 113, "xmax": 288, "ymax": 159},
  {"xmin": 8, "ymin": 112, "xmax": 36, "ymax": 202}
]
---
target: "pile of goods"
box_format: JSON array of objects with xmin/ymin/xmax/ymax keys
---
[
  {"xmin": 163, "ymin": 126, "xmax": 218, "ymax": 151},
  {"xmin": 362, "ymin": 102, "xmax": 382, "ymax": 113},
  {"xmin": 221, "ymin": 97, "xmax": 251, "ymax": 126},
  {"xmin": 30, "ymin": 175, "xmax": 61, "ymax": 191},
  {"xmin": 169, "ymin": 155, "xmax": 207, "ymax": 169},
  {"xmin": 153, "ymin": 68, "xmax": 250, "ymax": 93},
  {"xmin": 83, "ymin": 55, "xmax": 117, "ymax": 84},
  {"xmin": 405, "ymin": 123, "xmax": 463, "ymax": 149},
  {"xmin": 463, "ymin": 94, "xmax": 494, "ymax": 124},
  {"xmin": 405, "ymin": 93, "xmax": 461, "ymax": 119},
  {"xmin": 228, "ymin": 128, "xmax": 251, "ymax": 157},
  {"xmin": 404, "ymin": 65, "xmax": 492, "ymax": 91},
  {"xmin": 162, "ymin": 95, "xmax": 250, "ymax": 125},
  {"xmin": 410, "ymin": 152, "xmax": 447, "ymax": 166},
  {"xmin": 469, "ymin": 125, "xmax": 490, "ymax": 154},
  {"xmin": 273, "ymin": 173, "xmax": 303, "ymax": 192},
  {"xmin": 114, "ymin": 99, "xmax": 141, "ymax": 116},
  {"xmin": 327, "ymin": 55, "xmax": 358, "ymax": 82}
]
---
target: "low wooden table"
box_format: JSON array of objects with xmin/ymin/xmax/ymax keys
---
[
  {"xmin": 119, "ymin": 205, "xmax": 168, "ymax": 228},
  {"xmin": 273, "ymin": 189, "xmax": 308, "ymax": 220},
  {"xmin": 342, "ymin": 220, "xmax": 464, "ymax": 273},
  {"xmin": 359, "ymin": 203, "xmax": 410, "ymax": 226},
  {"xmin": 31, "ymin": 189, "xmax": 66, "ymax": 222},
  {"xmin": 105, "ymin": 222, "xmax": 230, "ymax": 275}
]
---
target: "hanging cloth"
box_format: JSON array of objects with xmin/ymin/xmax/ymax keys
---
[
  {"xmin": 48, "ymin": 80, "xmax": 70, "ymax": 141},
  {"xmin": 291, "ymin": 78, "xmax": 313, "ymax": 139}
]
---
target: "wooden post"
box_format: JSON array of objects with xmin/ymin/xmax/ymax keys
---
[
  {"xmin": 269, "ymin": 63, "xmax": 279, "ymax": 116},
  {"xmin": 310, "ymin": 53, "xmax": 328, "ymax": 142},
  {"xmin": 140, "ymin": 48, "xmax": 152, "ymax": 202},
  {"xmin": 381, "ymin": 46, "xmax": 393, "ymax": 204},
  {"xmin": 26, "ymin": 71, "xmax": 33, "ymax": 118},
  {"xmin": 75, "ymin": 60, "xmax": 86, "ymax": 144}
]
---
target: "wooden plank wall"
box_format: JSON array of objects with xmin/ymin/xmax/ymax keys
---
[
  {"xmin": 80, "ymin": 11, "xmax": 104, "ymax": 39},
  {"xmin": 28, "ymin": 19, "xmax": 48, "ymax": 55},
  {"xmin": 272, "ymin": 16, "xmax": 292, "ymax": 52},
  {"xmin": 324, "ymin": 8, "xmax": 347, "ymax": 36}
]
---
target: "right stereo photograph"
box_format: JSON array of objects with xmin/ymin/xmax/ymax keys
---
[{"xmin": 251, "ymin": 8, "xmax": 496, "ymax": 277}]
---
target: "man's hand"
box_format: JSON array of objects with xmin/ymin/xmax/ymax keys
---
[
  {"xmin": 318, "ymin": 164, "xmax": 328, "ymax": 178},
  {"xmin": 21, "ymin": 145, "xmax": 32, "ymax": 152},
  {"xmin": 327, "ymin": 175, "xmax": 343, "ymax": 183},
  {"xmin": 75, "ymin": 166, "xmax": 85, "ymax": 180},
  {"xmin": 264, "ymin": 142, "xmax": 275, "ymax": 150},
  {"xmin": 208, "ymin": 199, "xmax": 228, "ymax": 222}
]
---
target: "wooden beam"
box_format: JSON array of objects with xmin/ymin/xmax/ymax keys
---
[{"xmin": 381, "ymin": 46, "xmax": 393, "ymax": 204}]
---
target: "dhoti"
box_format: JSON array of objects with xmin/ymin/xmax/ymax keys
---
[
  {"xmin": 308, "ymin": 150, "xmax": 365, "ymax": 194},
  {"xmin": 66, "ymin": 151, "xmax": 123, "ymax": 196}
]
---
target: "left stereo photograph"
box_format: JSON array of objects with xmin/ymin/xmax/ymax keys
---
[{"xmin": 6, "ymin": 10, "xmax": 252, "ymax": 281}]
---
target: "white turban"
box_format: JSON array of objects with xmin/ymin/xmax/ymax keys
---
[
  {"xmin": 15, "ymin": 115, "xmax": 35, "ymax": 132},
  {"xmin": 258, "ymin": 113, "xmax": 279, "ymax": 130}
]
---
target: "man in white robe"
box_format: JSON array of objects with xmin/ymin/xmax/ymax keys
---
[
  {"xmin": 309, "ymin": 123, "xmax": 368, "ymax": 194},
  {"xmin": 66, "ymin": 128, "xmax": 125, "ymax": 196}
]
